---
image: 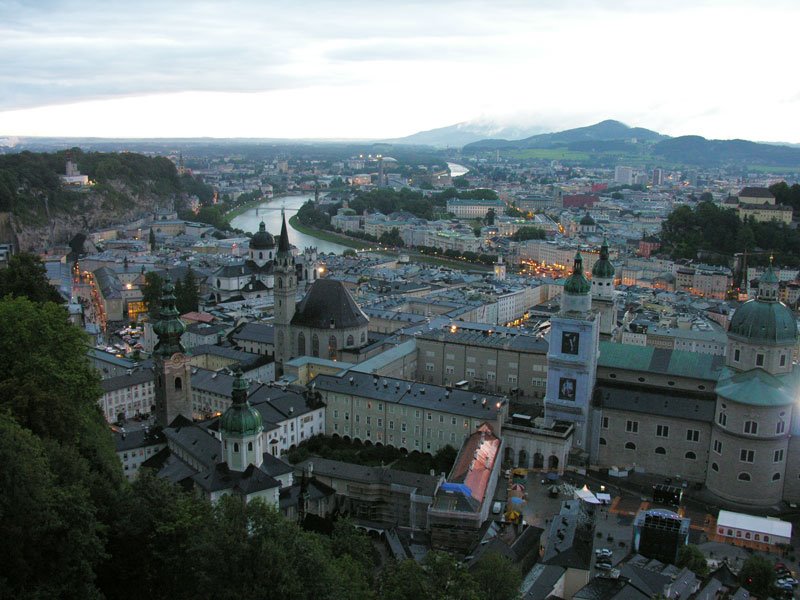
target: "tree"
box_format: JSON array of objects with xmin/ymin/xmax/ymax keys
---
[
  {"xmin": 149, "ymin": 227, "xmax": 157, "ymax": 252},
  {"xmin": 342, "ymin": 248, "xmax": 357, "ymax": 257},
  {"xmin": 142, "ymin": 271, "xmax": 164, "ymax": 318},
  {"xmin": 177, "ymin": 269, "xmax": 199, "ymax": 314},
  {"xmin": 511, "ymin": 227, "xmax": 546, "ymax": 242},
  {"xmin": 379, "ymin": 227, "xmax": 405, "ymax": 247},
  {"xmin": 740, "ymin": 555, "xmax": 775, "ymax": 598},
  {"xmin": 485, "ymin": 208, "xmax": 496, "ymax": 226},
  {"xmin": 471, "ymin": 552, "xmax": 522, "ymax": 600},
  {"xmin": 676, "ymin": 544, "xmax": 708, "ymax": 577},
  {"xmin": 0, "ymin": 252, "xmax": 63, "ymax": 303},
  {"xmin": 423, "ymin": 551, "xmax": 480, "ymax": 600}
]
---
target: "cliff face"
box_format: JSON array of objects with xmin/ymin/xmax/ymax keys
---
[{"xmin": 3, "ymin": 182, "xmax": 165, "ymax": 252}]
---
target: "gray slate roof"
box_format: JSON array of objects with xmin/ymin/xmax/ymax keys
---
[
  {"xmin": 311, "ymin": 370, "xmax": 506, "ymax": 420},
  {"xmin": 291, "ymin": 278, "xmax": 369, "ymax": 329}
]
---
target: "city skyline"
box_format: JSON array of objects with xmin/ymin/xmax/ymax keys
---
[{"xmin": 2, "ymin": 0, "xmax": 800, "ymax": 142}]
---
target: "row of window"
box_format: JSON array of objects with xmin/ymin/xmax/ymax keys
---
[
  {"xmin": 717, "ymin": 413, "xmax": 786, "ymax": 435},
  {"xmin": 606, "ymin": 373, "xmax": 707, "ymax": 390},
  {"xmin": 709, "ymin": 463, "xmax": 783, "ymax": 482},
  {"xmin": 601, "ymin": 439, "xmax": 698, "ymax": 459},
  {"xmin": 732, "ymin": 347, "xmax": 787, "ymax": 367}
]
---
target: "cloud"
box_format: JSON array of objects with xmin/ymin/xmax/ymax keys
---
[{"xmin": 1, "ymin": 0, "xmax": 799, "ymax": 140}]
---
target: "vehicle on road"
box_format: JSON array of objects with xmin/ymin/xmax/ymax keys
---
[
  {"xmin": 595, "ymin": 548, "xmax": 613, "ymax": 558},
  {"xmin": 492, "ymin": 501, "xmax": 503, "ymax": 515}
]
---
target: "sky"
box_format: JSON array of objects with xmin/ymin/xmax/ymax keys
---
[{"xmin": 1, "ymin": 0, "xmax": 799, "ymax": 142}]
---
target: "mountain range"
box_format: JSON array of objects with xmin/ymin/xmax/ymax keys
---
[{"xmin": 390, "ymin": 119, "xmax": 800, "ymax": 169}]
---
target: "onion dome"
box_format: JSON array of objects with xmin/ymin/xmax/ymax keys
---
[
  {"xmin": 249, "ymin": 221, "xmax": 275, "ymax": 250},
  {"xmin": 153, "ymin": 279, "xmax": 186, "ymax": 357},
  {"xmin": 220, "ymin": 368, "xmax": 263, "ymax": 437},
  {"xmin": 729, "ymin": 262, "xmax": 796, "ymax": 344},
  {"xmin": 564, "ymin": 252, "xmax": 591, "ymax": 295},
  {"xmin": 579, "ymin": 212, "xmax": 596, "ymax": 226},
  {"xmin": 592, "ymin": 238, "xmax": 615, "ymax": 279}
]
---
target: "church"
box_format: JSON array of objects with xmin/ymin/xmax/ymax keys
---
[
  {"xmin": 210, "ymin": 218, "xmax": 320, "ymax": 303},
  {"xmin": 272, "ymin": 213, "xmax": 370, "ymax": 375},
  {"xmin": 143, "ymin": 278, "xmax": 334, "ymax": 510},
  {"xmin": 538, "ymin": 245, "xmax": 800, "ymax": 507}
]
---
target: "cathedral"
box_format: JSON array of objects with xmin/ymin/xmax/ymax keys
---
[{"xmin": 211, "ymin": 218, "xmax": 319, "ymax": 303}]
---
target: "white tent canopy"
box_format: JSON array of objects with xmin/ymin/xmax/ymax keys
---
[{"xmin": 574, "ymin": 484, "xmax": 601, "ymax": 504}]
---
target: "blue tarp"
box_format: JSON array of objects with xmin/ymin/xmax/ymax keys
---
[
  {"xmin": 510, "ymin": 496, "xmax": 525, "ymax": 505},
  {"xmin": 441, "ymin": 482, "xmax": 472, "ymax": 497}
]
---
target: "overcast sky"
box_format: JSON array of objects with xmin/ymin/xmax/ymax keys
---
[{"xmin": 1, "ymin": 0, "xmax": 798, "ymax": 141}]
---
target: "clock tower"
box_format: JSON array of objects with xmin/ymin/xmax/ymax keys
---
[
  {"xmin": 544, "ymin": 253, "xmax": 600, "ymax": 450},
  {"xmin": 153, "ymin": 278, "xmax": 193, "ymax": 427}
]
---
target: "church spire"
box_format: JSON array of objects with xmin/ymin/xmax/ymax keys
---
[
  {"xmin": 277, "ymin": 209, "xmax": 291, "ymax": 256},
  {"xmin": 153, "ymin": 277, "xmax": 186, "ymax": 357}
]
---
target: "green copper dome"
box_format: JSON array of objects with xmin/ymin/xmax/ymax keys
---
[
  {"xmin": 579, "ymin": 212, "xmax": 596, "ymax": 226},
  {"xmin": 564, "ymin": 252, "xmax": 591, "ymax": 295},
  {"xmin": 153, "ymin": 279, "xmax": 186, "ymax": 357},
  {"xmin": 220, "ymin": 369, "xmax": 263, "ymax": 437},
  {"xmin": 592, "ymin": 239, "xmax": 615, "ymax": 279},
  {"xmin": 729, "ymin": 298, "xmax": 797, "ymax": 344}
]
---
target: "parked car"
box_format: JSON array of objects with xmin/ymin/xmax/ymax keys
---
[
  {"xmin": 595, "ymin": 548, "xmax": 613, "ymax": 558},
  {"xmin": 777, "ymin": 577, "xmax": 798, "ymax": 587},
  {"xmin": 492, "ymin": 501, "xmax": 503, "ymax": 515},
  {"xmin": 595, "ymin": 562, "xmax": 613, "ymax": 571}
]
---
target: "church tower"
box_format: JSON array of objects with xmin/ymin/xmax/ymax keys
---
[
  {"xmin": 544, "ymin": 253, "xmax": 600, "ymax": 451},
  {"xmin": 273, "ymin": 211, "xmax": 296, "ymax": 377},
  {"xmin": 220, "ymin": 368, "xmax": 264, "ymax": 471},
  {"xmin": 591, "ymin": 238, "xmax": 618, "ymax": 338},
  {"xmin": 153, "ymin": 279, "xmax": 193, "ymax": 427}
]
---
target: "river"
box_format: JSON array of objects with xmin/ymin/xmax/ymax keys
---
[
  {"xmin": 447, "ymin": 162, "xmax": 470, "ymax": 177},
  {"xmin": 230, "ymin": 194, "xmax": 348, "ymax": 255}
]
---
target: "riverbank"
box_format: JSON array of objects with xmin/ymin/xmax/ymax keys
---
[
  {"xmin": 288, "ymin": 216, "xmax": 376, "ymax": 251},
  {"xmin": 223, "ymin": 193, "xmax": 289, "ymax": 224},
  {"xmin": 289, "ymin": 217, "xmax": 492, "ymax": 271}
]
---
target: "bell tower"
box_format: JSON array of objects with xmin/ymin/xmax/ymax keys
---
[
  {"xmin": 273, "ymin": 211, "xmax": 296, "ymax": 377},
  {"xmin": 153, "ymin": 278, "xmax": 193, "ymax": 427}
]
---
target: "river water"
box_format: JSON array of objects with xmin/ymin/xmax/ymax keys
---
[
  {"xmin": 447, "ymin": 162, "xmax": 470, "ymax": 177},
  {"xmin": 230, "ymin": 194, "xmax": 348, "ymax": 255}
]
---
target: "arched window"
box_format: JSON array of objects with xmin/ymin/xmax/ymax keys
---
[
  {"xmin": 711, "ymin": 462, "xmax": 719, "ymax": 472},
  {"xmin": 772, "ymin": 472, "xmax": 781, "ymax": 481},
  {"xmin": 259, "ymin": 251, "xmax": 263, "ymax": 259},
  {"xmin": 328, "ymin": 335, "xmax": 338, "ymax": 361},
  {"xmin": 175, "ymin": 377, "xmax": 182, "ymax": 391},
  {"xmin": 311, "ymin": 334, "xmax": 319, "ymax": 357},
  {"xmin": 625, "ymin": 442, "xmax": 636, "ymax": 450},
  {"xmin": 248, "ymin": 441, "xmax": 253, "ymax": 452},
  {"xmin": 360, "ymin": 332, "xmax": 366, "ymax": 343},
  {"xmin": 685, "ymin": 451, "xmax": 697, "ymax": 460},
  {"xmin": 599, "ymin": 437, "xmax": 607, "ymax": 445},
  {"xmin": 297, "ymin": 332, "xmax": 306, "ymax": 355},
  {"xmin": 278, "ymin": 277, "xmax": 283, "ymax": 289},
  {"xmin": 346, "ymin": 334, "xmax": 354, "ymax": 347},
  {"xmin": 233, "ymin": 443, "xmax": 239, "ymax": 453},
  {"xmin": 655, "ymin": 447, "xmax": 666, "ymax": 455},
  {"xmin": 738, "ymin": 472, "xmax": 751, "ymax": 481},
  {"xmin": 216, "ymin": 279, "xmax": 221, "ymax": 288}
]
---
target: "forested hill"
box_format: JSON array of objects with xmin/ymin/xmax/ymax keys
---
[{"xmin": 0, "ymin": 149, "xmax": 213, "ymax": 250}]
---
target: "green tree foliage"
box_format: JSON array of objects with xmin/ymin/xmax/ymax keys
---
[
  {"xmin": 149, "ymin": 227, "xmax": 157, "ymax": 252},
  {"xmin": 676, "ymin": 544, "xmax": 708, "ymax": 577},
  {"xmin": 660, "ymin": 200, "xmax": 800, "ymax": 265},
  {"xmin": 471, "ymin": 552, "xmax": 523, "ymax": 600},
  {"xmin": 378, "ymin": 552, "xmax": 482, "ymax": 600},
  {"xmin": 769, "ymin": 181, "xmax": 800, "ymax": 215},
  {"xmin": 342, "ymin": 248, "xmax": 357, "ymax": 257},
  {"xmin": 485, "ymin": 208, "xmax": 496, "ymax": 226},
  {"xmin": 511, "ymin": 226, "xmax": 547, "ymax": 241},
  {"xmin": 0, "ymin": 252, "xmax": 63, "ymax": 303},
  {"xmin": 505, "ymin": 203, "xmax": 525, "ymax": 217},
  {"xmin": 0, "ymin": 297, "xmax": 124, "ymax": 599},
  {"xmin": 453, "ymin": 176, "xmax": 470, "ymax": 189},
  {"xmin": 739, "ymin": 555, "xmax": 775, "ymax": 598},
  {"xmin": 379, "ymin": 227, "xmax": 405, "ymax": 247},
  {"xmin": 142, "ymin": 271, "xmax": 164, "ymax": 318},
  {"xmin": 0, "ymin": 414, "xmax": 106, "ymax": 599},
  {"xmin": 176, "ymin": 268, "xmax": 199, "ymax": 314}
]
